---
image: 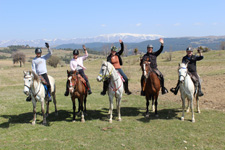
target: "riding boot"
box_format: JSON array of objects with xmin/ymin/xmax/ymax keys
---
[
  {"xmin": 160, "ymin": 76, "xmax": 168, "ymax": 95},
  {"xmin": 86, "ymin": 81, "xmax": 92, "ymax": 95},
  {"xmin": 47, "ymin": 85, "xmax": 52, "ymax": 102},
  {"xmin": 124, "ymin": 81, "xmax": 132, "ymax": 95},
  {"xmin": 26, "ymin": 95, "xmax": 31, "ymax": 102},
  {"xmin": 170, "ymin": 80, "xmax": 180, "ymax": 95},
  {"xmin": 101, "ymin": 80, "xmax": 109, "ymax": 96},
  {"xmin": 140, "ymin": 75, "xmax": 145, "ymax": 96},
  {"xmin": 64, "ymin": 80, "xmax": 69, "ymax": 96},
  {"xmin": 198, "ymin": 82, "xmax": 204, "ymax": 97}
]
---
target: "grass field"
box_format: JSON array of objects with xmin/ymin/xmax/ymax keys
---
[{"xmin": 0, "ymin": 48, "xmax": 225, "ymax": 149}]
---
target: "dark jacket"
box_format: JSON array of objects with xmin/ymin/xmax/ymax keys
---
[
  {"xmin": 142, "ymin": 45, "xmax": 164, "ymax": 69},
  {"xmin": 107, "ymin": 42, "xmax": 124, "ymax": 66},
  {"xmin": 182, "ymin": 55, "xmax": 204, "ymax": 72}
]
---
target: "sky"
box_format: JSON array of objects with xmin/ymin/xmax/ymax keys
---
[{"xmin": 0, "ymin": 0, "xmax": 225, "ymax": 40}]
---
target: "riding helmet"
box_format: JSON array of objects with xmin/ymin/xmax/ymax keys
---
[
  {"xmin": 111, "ymin": 46, "xmax": 117, "ymax": 52},
  {"xmin": 35, "ymin": 48, "xmax": 42, "ymax": 54},
  {"xmin": 186, "ymin": 47, "xmax": 193, "ymax": 52},
  {"xmin": 73, "ymin": 49, "xmax": 79, "ymax": 55},
  {"xmin": 147, "ymin": 44, "xmax": 153, "ymax": 48}
]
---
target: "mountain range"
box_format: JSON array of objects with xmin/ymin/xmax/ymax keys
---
[
  {"xmin": 0, "ymin": 33, "xmax": 162, "ymax": 47},
  {"xmin": 1, "ymin": 33, "xmax": 225, "ymax": 52}
]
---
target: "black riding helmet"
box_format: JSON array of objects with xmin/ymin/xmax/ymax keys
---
[
  {"xmin": 35, "ymin": 48, "xmax": 42, "ymax": 54},
  {"xmin": 186, "ymin": 47, "xmax": 193, "ymax": 52},
  {"xmin": 147, "ymin": 44, "xmax": 153, "ymax": 49},
  {"xmin": 73, "ymin": 49, "xmax": 79, "ymax": 55}
]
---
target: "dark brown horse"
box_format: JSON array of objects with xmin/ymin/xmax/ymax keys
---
[
  {"xmin": 141, "ymin": 59, "xmax": 161, "ymax": 117},
  {"xmin": 67, "ymin": 70, "xmax": 87, "ymax": 122}
]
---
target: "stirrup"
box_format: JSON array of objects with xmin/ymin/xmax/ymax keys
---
[
  {"xmin": 198, "ymin": 91, "xmax": 204, "ymax": 97},
  {"xmin": 162, "ymin": 88, "xmax": 168, "ymax": 95},
  {"xmin": 48, "ymin": 96, "xmax": 52, "ymax": 102},
  {"xmin": 26, "ymin": 96, "xmax": 31, "ymax": 102}
]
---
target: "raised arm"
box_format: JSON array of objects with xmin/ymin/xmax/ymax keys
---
[
  {"xmin": 43, "ymin": 42, "xmax": 52, "ymax": 60},
  {"xmin": 82, "ymin": 45, "xmax": 88, "ymax": 60},
  {"xmin": 153, "ymin": 38, "xmax": 164, "ymax": 57},
  {"xmin": 117, "ymin": 40, "xmax": 124, "ymax": 55}
]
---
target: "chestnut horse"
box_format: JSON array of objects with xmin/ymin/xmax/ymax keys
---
[
  {"xmin": 67, "ymin": 70, "xmax": 87, "ymax": 122},
  {"xmin": 141, "ymin": 60, "xmax": 161, "ymax": 117}
]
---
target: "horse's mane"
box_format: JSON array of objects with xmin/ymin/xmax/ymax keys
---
[
  {"xmin": 31, "ymin": 71, "xmax": 40, "ymax": 82},
  {"xmin": 179, "ymin": 63, "xmax": 187, "ymax": 68}
]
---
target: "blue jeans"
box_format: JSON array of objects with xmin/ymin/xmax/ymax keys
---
[{"xmin": 116, "ymin": 68, "xmax": 128, "ymax": 82}]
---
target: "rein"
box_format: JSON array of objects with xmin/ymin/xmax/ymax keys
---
[{"xmin": 179, "ymin": 67, "xmax": 188, "ymax": 81}]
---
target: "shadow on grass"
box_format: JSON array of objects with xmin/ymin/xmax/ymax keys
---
[{"xmin": 137, "ymin": 108, "xmax": 180, "ymax": 123}]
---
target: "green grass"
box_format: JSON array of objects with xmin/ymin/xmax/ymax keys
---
[{"xmin": 0, "ymin": 50, "xmax": 225, "ymax": 149}]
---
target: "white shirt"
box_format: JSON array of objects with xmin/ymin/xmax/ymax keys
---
[
  {"xmin": 70, "ymin": 54, "xmax": 88, "ymax": 71},
  {"xmin": 32, "ymin": 48, "xmax": 52, "ymax": 75}
]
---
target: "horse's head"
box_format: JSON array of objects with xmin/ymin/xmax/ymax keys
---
[
  {"xmin": 142, "ymin": 59, "xmax": 151, "ymax": 78},
  {"xmin": 67, "ymin": 70, "xmax": 77, "ymax": 94},
  {"xmin": 97, "ymin": 61, "xmax": 112, "ymax": 82},
  {"xmin": 23, "ymin": 71, "xmax": 34, "ymax": 96},
  {"xmin": 178, "ymin": 63, "xmax": 188, "ymax": 83}
]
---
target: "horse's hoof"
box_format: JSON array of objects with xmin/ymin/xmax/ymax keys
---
[
  {"xmin": 186, "ymin": 110, "xmax": 190, "ymax": 113},
  {"xmin": 32, "ymin": 121, "xmax": 36, "ymax": 125},
  {"xmin": 181, "ymin": 117, "xmax": 184, "ymax": 121},
  {"xmin": 72, "ymin": 120, "xmax": 76, "ymax": 122},
  {"xmin": 43, "ymin": 122, "xmax": 47, "ymax": 126},
  {"xmin": 192, "ymin": 119, "xmax": 195, "ymax": 123},
  {"xmin": 81, "ymin": 119, "xmax": 85, "ymax": 123},
  {"xmin": 109, "ymin": 120, "xmax": 112, "ymax": 123},
  {"xmin": 118, "ymin": 118, "xmax": 122, "ymax": 122},
  {"xmin": 197, "ymin": 110, "xmax": 201, "ymax": 114}
]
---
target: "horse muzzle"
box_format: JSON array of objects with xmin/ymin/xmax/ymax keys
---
[
  {"xmin": 96, "ymin": 76, "xmax": 102, "ymax": 82},
  {"xmin": 24, "ymin": 90, "xmax": 29, "ymax": 96}
]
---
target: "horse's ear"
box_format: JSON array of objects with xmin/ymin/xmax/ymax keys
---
[
  {"xmin": 178, "ymin": 63, "xmax": 180, "ymax": 67},
  {"xmin": 23, "ymin": 71, "xmax": 26, "ymax": 75},
  {"xmin": 67, "ymin": 70, "xmax": 69, "ymax": 74}
]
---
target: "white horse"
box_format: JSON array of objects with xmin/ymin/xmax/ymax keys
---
[
  {"xmin": 97, "ymin": 61, "xmax": 124, "ymax": 123},
  {"xmin": 23, "ymin": 71, "xmax": 58, "ymax": 125},
  {"xmin": 178, "ymin": 63, "xmax": 200, "ymax": 123}
]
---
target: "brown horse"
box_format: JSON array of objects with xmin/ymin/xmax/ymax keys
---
[
  {"xmin": 67, "ymin": 70, "xmax": 87, "ymax": 122},
  {"xmin": 141, "ymin": 59, "xmax": 161, "ymax": 117}
]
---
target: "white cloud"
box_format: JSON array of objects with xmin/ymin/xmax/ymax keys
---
[
  {"xmin": 101, "ymin": 24, "xmax": 106, "ymax": 27},
  {"xmin": 212, "ymin": 22, "xmax": 219, "ymax": 26},
  {"xmin": 193, "ymin": 22, "xmax": 203, "ymax": 26},
  {"xmin": 173, "ymin": 23, "xmax": 181, "ymax": 26},
  {"xmin": 136, "ymin": 23, "xmax": 142, "ymax": 27}
]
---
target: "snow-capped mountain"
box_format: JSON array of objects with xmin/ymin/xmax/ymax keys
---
[{"xmin": 0, "ymin": 33, "xmax": 163, "ymax": 47}]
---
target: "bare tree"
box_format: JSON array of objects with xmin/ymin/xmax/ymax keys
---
[
  {"xmin": 220, "ymin": 41, "xmax": 225, "ymax": 50},
  {"xmin": 12, "ymin": 52, "xmax": 26, "ymax": 67},
  {"xmin": 123, "ymin": 44, "xmax": 128, "ymax": 57}
]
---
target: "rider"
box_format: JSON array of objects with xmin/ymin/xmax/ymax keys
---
[
  {"xmin": 64, "ymin": 45, "xmax": 92, "ymax": 96},
  {"xmin": 140, "ymin": 38, "xmax": 168, "ymax": 96},
  {"xmin": 26, "ymin": 42, "xmax": 53, "ymax": 102},
  {"xmin": 100, "ymin": 40, "xmax": 132, "ymax": 95},
  {"xmin": 170, "ymin": 47, "xmax": 204, "ymax": 96}
]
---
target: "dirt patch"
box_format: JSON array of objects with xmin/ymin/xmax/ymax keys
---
[{"xmin": 131, "ymin": 74, "xmax": 225, "ymax": 112}]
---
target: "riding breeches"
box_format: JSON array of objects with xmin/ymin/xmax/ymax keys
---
[
  {"xmin": 77, "ymin": 69, "xmax": 88, "ymax": 82},
  {"xmin": 189, "ymin": 72, "xmax": 200, "ymax": 85},
  {"xmin": 41, "ymin": 73, "xmax": 51, "ymax": 93},
  {"xmin": 116, "ymin": 68, "xmax": 128, "ymax": 82}
]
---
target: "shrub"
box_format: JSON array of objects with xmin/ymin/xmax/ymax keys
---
[{"xmin": 48, "ymin": 55, "xmax": 60, "ymax": 68}]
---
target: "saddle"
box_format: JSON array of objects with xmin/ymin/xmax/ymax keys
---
[
  {"xmin": 77, "ymin": 74, "xmax": 88, "ymax": 88},
  {"xmin": 187, "ymin": 72, "xmax": 198, "ymax": 84},
  {"xmin": 39, "ymin": 76, "xmax": 47, "ymax": 85}
]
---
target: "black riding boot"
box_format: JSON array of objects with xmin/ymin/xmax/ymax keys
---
[
  {"xmin": 64, "ymin": 80, "xmax": 69, "ymax": 96},
  {"xmin": 160, "ymin": 76, "xmax": 168, "ymax": 95},
  {"xmin": 101, "ymin": 80, "xmax": 109, "ymax": 96},
  {"xmin": 47, "ymin": 85, "xmax": 52, "ymax": 102},
  {"xmin": 170, "ymin": 80, "xmax": 180, "ymax": 95},
  {"xmin": 140, "ymin": 75, "xmax": 145, "ymax": 96},
  {"xmin": 124, "ymin": 81, "xmax": 132, "ymax": 95},
  {"xmin": 198, "ymin": 82, "xmax": 204, "ymax": 96},
  {"xmin": 86, "ymin": 81, "xmax": 92, "ymax": 95},
  {"xmin": 26, "ymin": 95, "xmax": 31, "ymax": 102}
]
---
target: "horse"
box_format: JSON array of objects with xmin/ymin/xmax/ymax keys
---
[
  {"xmin": 97, "ymin": 61, "xmax": 124, "ymax": 123},
  {"xmin": 178, "ymin": 63, "xmax": 201, "ymax": 122},
  {"xmin": 67, "ymin": 70, "xmax": 87, "ymax": 122},
  {"xmin": 23, "ymin": 71, "xmax": 58, "ymax": 125},
  {"xmin": 141, "ymin": 60, "xmax": 161, "ymax": 118}
]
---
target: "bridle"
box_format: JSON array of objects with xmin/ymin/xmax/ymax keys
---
[
  {"xmin": 179, "ymin": 67, "xmax": 188, "ymax": 81},
  {"xmin": 24, "ymin": 74, "xmax": 41, "ymax": 98},
  {"xmin": 143, "ymin": 61, "xmax": 151, "ymax": 78},
  {"xmin": 98, "ymin": 63, "xmax": 113, "ymax": 81}
]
